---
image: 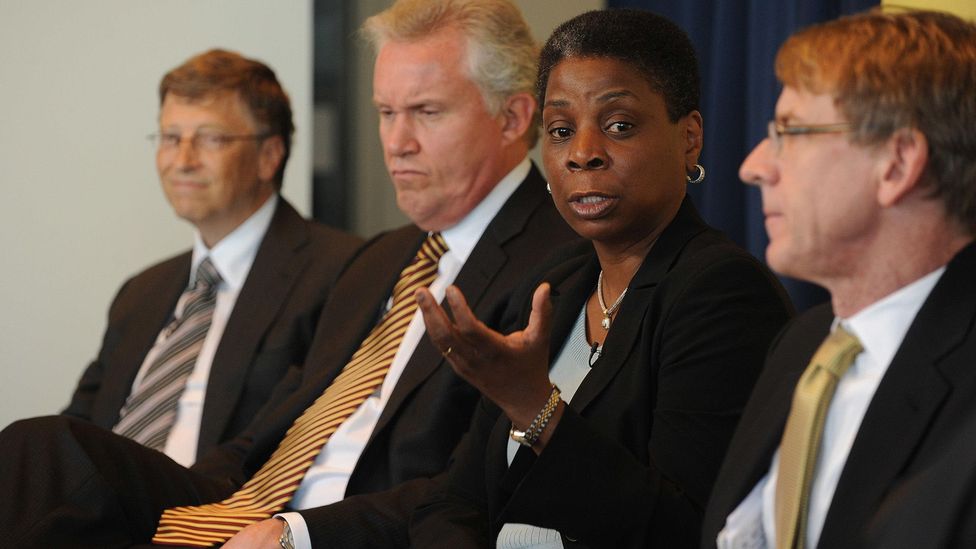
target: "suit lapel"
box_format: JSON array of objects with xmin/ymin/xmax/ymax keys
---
[
  {"xmin": 496, "ymin": 198, "xmax": 715, "ymax": 493},
  {"xmin": 366, "ymin": 167, "xmax": 551, "ymax": 446},
  {"xmin": 95, "ymin": 257, "xmax": 189, "ymax": 425},
  {"xmin": 484, "ymin": 254, "xmax": 595, "ymax": 515},
  {"xmin": 820, "ymin": 243, "xmax": 976, "ymax": 546},
  {"xmin": 545, "ymin": 252, "xmax": 597, "ymax": 365},
  {"xmin": 707, "ymin": 310, "xmax": 831, "ymax": 530},
  {"xmin": 568, "ymin": 196, "xmax": 708, "ymax": 413},
  {"xmin": 199, "ymin": 200, "xmax": 309, "ymax": 449},
  {"xmin": 297, "ymin": 227, "xmax": 426, "ymax": 415}
]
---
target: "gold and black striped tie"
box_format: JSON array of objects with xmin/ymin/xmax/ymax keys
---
[{"xmin": 152, "ymin": 233, "xmax": 448, "ymax": 546}]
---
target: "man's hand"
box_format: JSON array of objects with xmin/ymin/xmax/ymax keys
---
[{"xmin": 222, "ymin": 518, "xmax": 285, "ymax": 549}]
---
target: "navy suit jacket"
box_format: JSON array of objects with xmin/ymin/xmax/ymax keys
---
[
  {"xmin": 62, "ymin": 198, "xmax": 362, "ymax": 458},
  {"xmin": 702, "ymin": 242, "xmax": 976, "ymax": 549}
]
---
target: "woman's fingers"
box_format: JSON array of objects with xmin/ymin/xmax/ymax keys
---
[
  {"xmin": 416, "ymin": 288, "xmax": 456, "ymax": 354},
  {"xmin": 444, "ymin": 286, "xmax": 504, "ymax": 359},
  {"xmin": 416, "ymin": 286, "xmax": 492, "ymax": 377},
  {"xmin": 523, "ymin": 283, "xmax": 553, "ymax": 347},
  {"xmin": 417, "ymin": 284, "xmax": 552, "ymax": 402}
]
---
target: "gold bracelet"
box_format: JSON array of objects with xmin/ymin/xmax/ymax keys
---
[{"xmin": 509, "ymin": 384, "xmax": 561, "ymax": 447}]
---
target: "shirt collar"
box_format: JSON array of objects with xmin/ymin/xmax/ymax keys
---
[
  {"xmin": 191, "ymin": 193, "xmax": 278, "ymax": 290},
  {"xmin": 439, "ymin": 157, "xmax": 530, "ymax": 264},
  {"xmin": 838, "ymin": 266, "xmax": 946, "ymax": 371}
]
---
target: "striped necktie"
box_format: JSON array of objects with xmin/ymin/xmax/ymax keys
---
[
  {"xmin": 153, "ymin": 233, "xmax": 449, "ymax": 546},
  {"xmin": 775, "ymin": 326, "xmax": 863, "ymax": 549},
  {"xmin": 113, "ymin": 257, "xmax": 221, "ymax": 451}
]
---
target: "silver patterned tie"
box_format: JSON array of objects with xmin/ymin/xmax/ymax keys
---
[{"xmin": 113, "ymin": 257, "xmax": 221, "ymax": 451}]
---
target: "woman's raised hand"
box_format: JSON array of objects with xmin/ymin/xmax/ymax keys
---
[{"xmin": 416, "ymin": 283, "xmax": 555, "ymax": 428}]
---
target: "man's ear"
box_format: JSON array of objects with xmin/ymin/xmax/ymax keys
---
[
  {"xmin": 258, "ymin": 135, "xmax": 286, "ymax": 183},
  {"xmin": 499, "ymin": 92, "xmax": 537, "ymax": 145},
  {"xmin": 878, "ymin": 128, "xmax": 929, "ymax": 207}
]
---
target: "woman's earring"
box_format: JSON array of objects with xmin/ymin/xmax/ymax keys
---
[
  {"xmin": 686, "ymin": 164, "xmax": 705, "ymax": 184},
  {"xmin": 546, "ymin": 183, "xmax": 552, "ymax": 194}
]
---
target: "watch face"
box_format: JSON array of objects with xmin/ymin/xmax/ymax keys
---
[{"xmin": 278, "ymin": 520, "xmax": 295, "ymax": 549}]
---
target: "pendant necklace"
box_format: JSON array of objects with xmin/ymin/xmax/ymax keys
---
[{"xmin": 597, "ymin": 270, "xmax": 627, "ymax": 330}]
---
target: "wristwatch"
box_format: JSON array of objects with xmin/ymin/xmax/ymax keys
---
[
  {"xmin": 509, "ymin": 425, "xmax": 534, "ymax": 446},
  {"xmin": 276, "ymin": 517, "xmax": 295, "ymax": 549}
]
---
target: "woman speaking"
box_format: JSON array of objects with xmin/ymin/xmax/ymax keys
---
[{"xmin": 415, "ymin": 9, "xmax": 793, "ymax": 547}]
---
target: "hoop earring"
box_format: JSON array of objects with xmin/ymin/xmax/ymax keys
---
[
  {"xmin": 546, "ymin": 183, "xmax": 552, "ymax": 194},
  {"xmin": 686, "ymin": 164, "xmax": 705, "ymax": 184}
]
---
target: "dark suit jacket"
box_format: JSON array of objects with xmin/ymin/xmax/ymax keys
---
[
  {"xmin": 62, "ymin": 198, "xmax": 362, "ymax": 458},
  {"xmin": 409, "ymin": 198, "xmax": 794, "ymax": 548},
  {"xmin": 865, "ymin": 398, "xmax": 976, "ymax": 549},
  {"xmin": 191, "ymin": 165, "xmax": 580, "ymax": 544},
  {"xmin": 702, "ymin": 241, "xmax": 976, "ymax": 549}
]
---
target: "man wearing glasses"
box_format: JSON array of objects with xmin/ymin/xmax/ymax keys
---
[
  {"xmin": 0, "ymin": 1, "xmax": 578, "ymax": 545},
  {"xmin": 60, "ymin": 49, "xmax": 362, "ymax": 466},
  {"xmin": 704, "ymin": 9, "xmax": 976, "ymax": 549}
]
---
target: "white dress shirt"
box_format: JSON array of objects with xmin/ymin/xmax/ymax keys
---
[
  {"xmin": 718, "ymin": 266, "xmax": 945, "ymax": 549},
  {"xmin": 130, "ymin": 194, "xmax": 277, "ymax": 467},
  {"xmin": 279, "ymin": 158, "xmax": 530, "ymax": 549}
]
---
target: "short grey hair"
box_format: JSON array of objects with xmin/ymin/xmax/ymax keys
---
[{"xmin": 363, "ymin": 0, "xmax": 540, "ymax": 145}]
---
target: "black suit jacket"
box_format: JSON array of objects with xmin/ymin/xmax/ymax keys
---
[
  {"xmin": 866, "ymin": 395, "xmax": 976, "ymax": 549},
  {"xmin": 62, "ymin": 198, "xmax": 362, "ymax": 458},
  {"xmin": 702, "ymin": 241, "xmax": 976, "ymax": 549},
  {"xmin": 409, "ymin": 198, "xmax": 794, "ymax": 548},
  {"xmin": 191, "ymin": 165, "xmax": 580, "ymax": 543}
]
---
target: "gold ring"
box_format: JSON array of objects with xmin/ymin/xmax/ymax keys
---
[{"xmin": 442, "ymin": 346, "xmax": 453, "ymax": 358}]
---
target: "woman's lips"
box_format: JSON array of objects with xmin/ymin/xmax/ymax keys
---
[{"xmin": 568, "ymin": 193, "xmax": 617, "ymax": 219}]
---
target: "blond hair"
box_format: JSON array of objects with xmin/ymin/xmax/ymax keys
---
[{"xmin": 363, "ymin": 0, "xmax": 539, "ymax": 145}]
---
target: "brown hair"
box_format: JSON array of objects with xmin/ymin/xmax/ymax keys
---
[
  {"xmin": 362, "ymin": 0, "xmax": 539, "ymax": 145},
  {"xmin": 160, "ymin": 49, "xmax": 294, "ymax": 187},
  {"xmin": 776, "ymin": 9, "xmax": 976, "ymax": 232}
]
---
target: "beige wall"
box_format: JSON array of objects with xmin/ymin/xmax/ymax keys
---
[
  {"xmin": 882, "ymin": 0, "xmax": 976, "ymax": 19},
  {"xmin": 0, "ymin": 0, "xmax": 313, "ymax": 428}
]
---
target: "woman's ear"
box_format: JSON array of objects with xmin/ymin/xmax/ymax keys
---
[{"xmin": 683, "ymin": 110, "xmax": 704, "ymax": 168}]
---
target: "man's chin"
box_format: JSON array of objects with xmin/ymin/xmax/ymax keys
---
[
  {"xmin": 405, "ymin": 209, "xmax": 459, "ymax": 233},
  {"xmin": 765, "ymin": 245, "xmax": 794, "ymax": 278}
]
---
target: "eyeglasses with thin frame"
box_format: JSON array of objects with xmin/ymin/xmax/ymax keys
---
[
  {"xmin": 766, "ymin": 120, "xmax": 853, "ymax": 152},
  {"xmin": 148, "ymin": 131, "xmax": 270, "ymax": 153}
]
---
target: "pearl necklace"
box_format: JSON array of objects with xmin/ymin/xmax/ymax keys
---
[{"xmin": 596, "ymin": 270, "xmax": 627, "ymax": 330}]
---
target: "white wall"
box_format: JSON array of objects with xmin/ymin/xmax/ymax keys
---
[{"xmin": 0, "ymin": 0, "xmax": 313, "ymax": 427}]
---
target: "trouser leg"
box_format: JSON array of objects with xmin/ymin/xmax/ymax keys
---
[{"xmin": 0, "ymin": 415, "xmax": 234, "ymax": 548}]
